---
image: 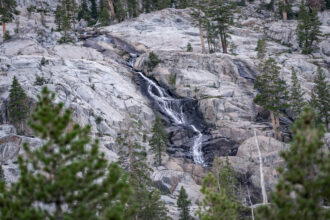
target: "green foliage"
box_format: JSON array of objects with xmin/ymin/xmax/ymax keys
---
[
  {"xmin": 297, "ymin": 0, "xmax": 322, "ymax": 54},
  {"xmin": 34, "ymin": 75, "xmax": 48, "ymax": 86},
  {"xmin": 187, "ymin": 42, "xmax": 193, "ymax": 52},
  {"xmin": 0, "ymin": 87, "xmax": 131, "ymax": 219},
  {"xmin": 148, "ymin": 52, "xmax": 161, "ymax": 71},
  {"xmin": 255, "ymin": 38, "xmax": 267, "ymax": 60},
  {"xmin": 256, "ymin": 107, "xmax": 329, "ymax": 220},
  {"xmin": 197, "ymin": 172, "xmax": 238, "ymax": 220},
  {"xmin": 254, "ymin": 58, "xmax": 289, "ymax": 113},
  {"xmin": 169, "ymin": 73, "xmax": 176, "ymax": 86},
  {"xmin": 254, "ymin": 58, "xmax": 289, "ymax": 140},
  {"xmin": 55, "ymin": 4, "xmax": 63, "ymax": 30},
  {"xmin": 127, "ymin": 0, "xmax": 138, "ymax": 18},
  {"xmin": 0, "ymin": 165, "xmax": 4, "ymax": 182},
  {"xmin": 0, "ymin": 0, "xmax": 18, "ymax": 24},
  {"xmin": 207, "ymin": 0, "xmax": 236, "ymax": 54},
  {"xmin": 8, "ymin": 76, "xmax": 28, "ymax": 127},
  {"xmin": 3, "ymin": 31, "xmax": 11, "ymax": 41},
  {"xmin": 150, "ymin": 116, "xmax": 168, "ymax": 166},
  {"xmin": 177, "ymin": 186, "xmax": 191, "ymax": 220},
  {"xmin": 290, "ymin": 67, "xmax": 306, "ymax": 119},
  {"xmin": 98, "ymin": 0, "xmax": 110, "ymax": 26},
  {"xmin": 177, "ymin": 0, "xmax": 191, "ymax": 9},
  {"xmin": 116, "ymin": 115, "xmax": 168, "ymax": 219},
  {"xmin": 114, "ymin": 0, "xmax": 126, "ymax": 22},
  {"xmin": 310, "ymin": 66, "xmax": 330, "ymax": 130},
  {"xmin": 89, "ymin": 0, "xmax": 98, "ymax": 21},
  {"xmin": 40, "ymin": 57, "xmax": 49, "ymax": 66},
  {"xmin": 77, "ymin": 0, "xmax": 90, "ymax": 22}
]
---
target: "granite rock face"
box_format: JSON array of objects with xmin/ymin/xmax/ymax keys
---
[{"xmin": 0, "ymin": 2, "xmax": 330, "ymax": 219}]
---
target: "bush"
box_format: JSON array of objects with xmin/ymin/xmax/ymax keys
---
[
  {"xmin": 147, "ymin": 52, "xmax": 160, "ymax": 71},
  {"xmin": 4, "ymin": 31, "xmax": 12, "ymax": 41},
  {"xmin": 58, "ymin": 36, "xmax": 74, "ymax": 44},
  {"xmin": 34, "ymin": 75, "xmax": 48, "ymax": 86},
  {"xmin": 169, "ymin": 73, "xmax": 176, "ymax": 86},
  {"xmin": 40, "ymin": 57, "xmax": 49, "ymax": 66},
  {"xmin": 187, "ymin": 43, "xmax": 193, "ymax": 52},
  {"xmin": 95, "ymin": 116, "xmax": 103, "ymax": 124}
]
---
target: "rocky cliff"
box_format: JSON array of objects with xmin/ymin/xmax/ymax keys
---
[{"xmin": 0, "ymin": 1, "xmax": 329, "ymax": 219}]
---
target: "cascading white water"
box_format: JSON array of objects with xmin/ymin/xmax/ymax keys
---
[{"xmin": 135, "ymin": 71, "xmax": 205, "ymax": 165}]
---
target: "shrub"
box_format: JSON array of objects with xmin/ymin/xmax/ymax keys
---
[
  {"xmin": 169, "ymin": 73, "xmax": 176, "ymax": 86},
  {"xmin": 147, "ymin": 52, "xmax": 160, "ymax": 71},
  {"xmin": 4, "ymin": 31, "xmax": 12, "ymax": 41},
  {"xmin": 187, "ymin": 43, "xmax": 193, "ymax": 52},
  {"xmin": 34, "ymin": 75, "xmax": 48, "ymax": 86}
]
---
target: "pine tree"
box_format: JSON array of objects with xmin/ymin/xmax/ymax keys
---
[
  {"xmin": 116, "ymin": 115, "xmax": 168, "ymax": 219},
  {"xmin": 114, "ymin": 0, "xmax": 126, "ymax": 22},
  {"xmin": 207, "ymin": 0, "xmax": 236, "ymax": 54},
  {"xmin": 55, "ymin": 4, "xmax": 63, "ymax": 30},
  {"xmin": 254, "ymin": 58, "xmax": 289, "ymax": 140},
  {"xmin": 77, "ymin": 0, "xmax": 90, "ymax": 22},
  {"xmin": 290, "ymin": 67, "xmax": 306, "ymax": 119},
  {"xmin": 150, "ymin": 116, "xmax": 168, "ymax": 166},
  {"xmin": 311, "ymin": 66, "xmax": 330, "ymax": 130},
  {"xmin": 212, "ymin": 157, "xmax": 239, "ymax": 200},
  {"xmin": 297, "ymin": 0, "xmax": 322, "ymax": 54},
  {"xmin": 191, "ymin": 0, "xmax": 207, "ymax": 53},
  {"xmin": 127, "ymin": 0, "xmax": 138, "ymax": 18},
  {"xmin": 0, "ymin": 87, "xmax": 131, "ymax": 219},
  {"xmin": 256, "ymin": 107, "xmax": 329, "ymax": 220},
  {"xmin": 177, "ymin": 186, "xmax": 191, "ymax": 220},
  {"xmin": 143, "ymin": 0, "xmax": 152, "ymax": 13},
  {"xmin": 8, "ymin": 76, "xmax": 28, "ymax": 133},
  {"xmin": 89, "ymin": 0, "xmax": 98, "ymax": 23},
  {"xmin": 0, "ymin": 0, "xmax": 18, "ymax": 38},
  {"xmin": 99, "ymin": 0, "xmax": 110, "ymax": 26},
  {"xmin": 0, "ymin": 165, "xmax": 4, "ymax": 182},
  {"xmin": 255, "ymin": 38, "xmax": 267, "ymax": 60},
  {"xmin": 197, "ymin": 172, "xmax": 238, "ymax": 220}
]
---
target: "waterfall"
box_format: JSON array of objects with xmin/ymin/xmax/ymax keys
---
[
  {"xmin": 130, "ymin": 56, "xmax": 205, "ymax": 166},
  {"xmin": 253, "ymin": 129, "xmax": 268, "ymax": 204}
]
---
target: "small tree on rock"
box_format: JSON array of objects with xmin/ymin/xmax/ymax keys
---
[
  {"xmin": 8, "ymin": 76, "xmax": 28, "ymax": 133},
  {"xmin": 311, "ymin": 66, "xmax": 330, "ymax": 130},
  {"xmin": 150, "ymin": 116, "xmax": 168, "ymax": 166},
  {"xmin": 177, "ymin": 186, "xmax": 191, "ymax": 220},
  {"xmin": 297, "ymin": 0, "xmax": 322, "ymax": 54},
  {"xmin": 290, "ymin": 67, "xmax": 306, "ymax": 119},
  {"xmin": 0, "ymin": 0, "xmax": 18, "ymax": 39},
  {"xmin": 254, "ymin": 58, "xmax": 289, "ymax": 140}
]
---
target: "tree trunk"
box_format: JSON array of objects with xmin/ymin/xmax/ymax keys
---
[
  {"xmin": 270, "ymin": 111, "xmax": 277, "ymax": 139},
  {"xmin": 220, "ymin": 32, "xmax": 227, "ymax": 54},
  {"xmin": 198, "ymin": 19, "xmax": 206, "ymax": 54},
  {"xmin": 1, "ymin": 0, "xmax": 5, "ymax": 37},
  {"xmin": 275, "ymin": 114, "xmax": 281, "ymax": 141},
  {"xmin": 107, "ymin": 0, "xmax": 116, "ymax": 20},
  {"xmin": 2, "ymin": 22, "xmax": 6, "ymax": 38},
  {"xmin": 281, "ymin": 0, "xmax": 287, "ymax": 20}
]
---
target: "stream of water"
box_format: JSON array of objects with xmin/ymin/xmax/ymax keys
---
[{"xmin": 129, "ymin": 55, "xmax": 205, "ymax": 166}]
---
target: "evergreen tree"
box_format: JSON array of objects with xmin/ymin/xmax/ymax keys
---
[
  {"xmin": 150, "ymin": 116, "xmax": 168, "ymax": 166},
  {"xmin": 0, "ymin": 87, "xmax": 131, "ymax": 219},
  {"xmin": 191, "ymin": 0, "xmax": 208, "ymax": 54},
  {"xmin": 55, "ymin": 4, "xmax": 63, "ymax": 30},
  {"xmin": 255, "ymin": 38, "xmax": 267, "ymax": 60},
  {"xmin": 116, "ymin": 115, "xmax": 169, "ymax": 219},
  {"xmin": 297, "ymin": 0, "xmax": 322, "ymax": 54},
  {"xmin": 254, "ymin": 58, "xmax": 289, "ymax": 140},
  {"xmin": 89, "ymin": 0, "xmax": 98, "ymax": 22},
  {"xmin": 8, "ymin": 76, "xmax": 28, "ymax": 133},
  {"xmin": 311, "ymin": 66, "xmax": 330, "ymax": 130},
  {"xmin": 77, "ymin": 0, "xmax": 90, "ymax": 22},
  {"xmin": 197, "ymin": 172, "xmax": 238, "ymax": 220},
  {"xmin": 212, "ymin": 157, "xmax": 238, "ymax": 200},
  {"xmin": 207, "ymin": 0, "xmax": 236, "ymax": 54},
  {"xmin": 0, "ymin": 165, "xmax": 4, "ymax": 182},
  {"xmin": 127, "ymin": 0, "xmax": 138, "ymax": 18},
  {"xmin": 0, "ymin": 0, "xmax": 18, "ymax": 38},
  {"xmin": 256, "ymin": 107, "xmax": 329, "ymax": 220},
  {"xmin": 154, "ymin": 0, "xmax": 172, "ymax": 10},
  {"xmin": 290, "ymin": 67, "xmax": 306, "ymax": 119},
  {"xmin": 177, "ymin": 0, "xmax": 190, "ymax": 8},
  {"xmin": 114, "ymin": 0, "xmax": 126, "ymax": 22},
  {"xmin": 99, "ymin": 0, "xmax": 110, "ymax": 26},
  {"xmin": 177, "ymin": 186, "xmax": 191, "ymax": 220},
  {"xmin": 143, "ymin": 0, "xmax": 152, "ymax": 13}
]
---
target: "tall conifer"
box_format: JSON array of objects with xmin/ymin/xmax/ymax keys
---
[
  {"xmin": 150, "ymin": 116, "xmax": 168, "ymax": 166},
  {"xmin": 290, "ymin": 67, "xmax": 306, "ymax": 119},
  {"xmin": 0, "ymin": 0, "xmax": 18, "ymax": 38}
]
